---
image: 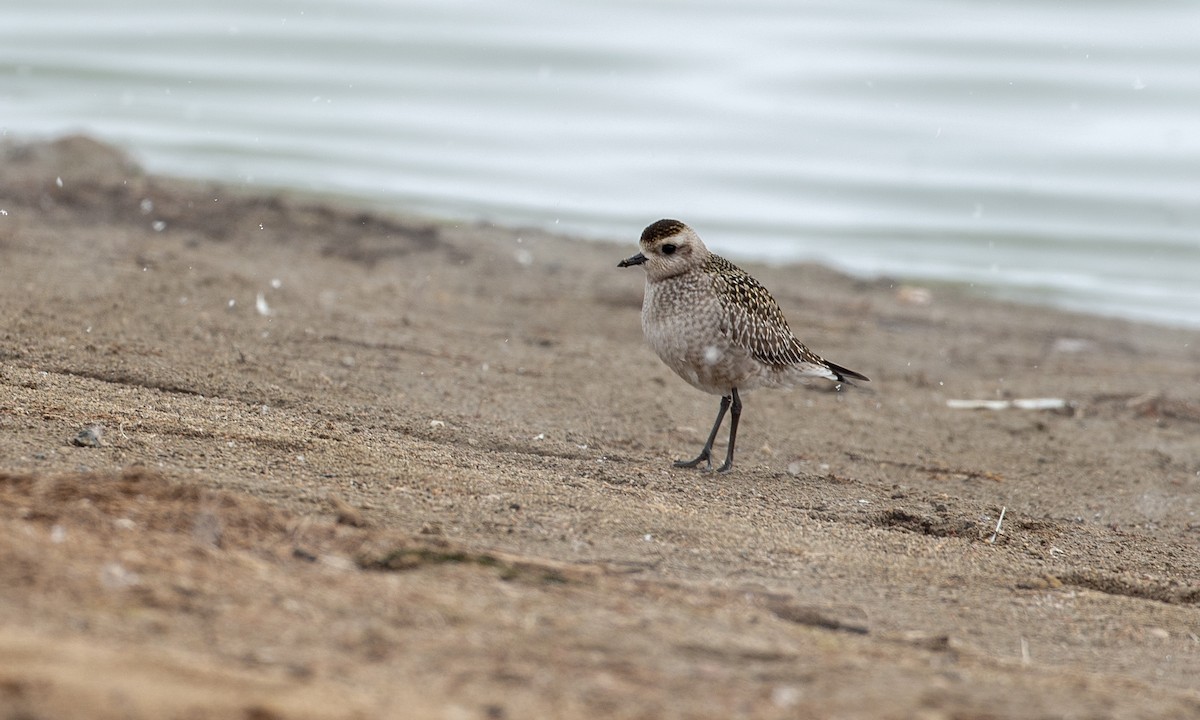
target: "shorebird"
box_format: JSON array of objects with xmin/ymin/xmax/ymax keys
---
[{"xmin": 619, "ymin": 219, "xmax": 868, "ymax": 472}]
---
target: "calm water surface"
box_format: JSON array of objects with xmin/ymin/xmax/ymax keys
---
[{"xmin": 2, "ymin": 0, "xmax": 1198, "ymax": 327}]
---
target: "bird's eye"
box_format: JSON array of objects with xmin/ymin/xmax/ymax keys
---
[{"xmin": 662, "ymin": 243, "xmax": 677, "ymax": 255}]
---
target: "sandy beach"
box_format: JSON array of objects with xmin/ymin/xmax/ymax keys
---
[{"xmin": 3, "ymin": 135, "xmax": 1200, "ymax": 718}]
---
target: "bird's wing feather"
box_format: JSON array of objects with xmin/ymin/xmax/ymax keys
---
[{"xmin": 705, "ymin": 255, "xmax": 826, "ymax": 369}]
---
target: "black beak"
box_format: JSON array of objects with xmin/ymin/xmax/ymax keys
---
[{"xmin": 617, "ymin": 252, "xmax": 647, "ymax": 268}]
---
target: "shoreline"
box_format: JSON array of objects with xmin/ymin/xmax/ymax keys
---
[
  {"xmin": 8, "ymin": 129, "xmax": 1198, "ymax": 332},
  {"xmin": 3, "ymin": 135, "xmax": 1200, "ymax": 718}
]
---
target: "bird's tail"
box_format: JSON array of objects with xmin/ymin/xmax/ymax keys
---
[{"xmin": 824, "ymin": 360, "xmax": 869, "ymax": 385}]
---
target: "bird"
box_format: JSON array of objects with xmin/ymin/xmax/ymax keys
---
[{"xmin": 618, "ymin": 219, "xmax": 868, "ymax": 472}]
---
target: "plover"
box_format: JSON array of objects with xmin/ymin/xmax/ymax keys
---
[{"xmin": 619, "ymin": 219, "xmax": 868, "ymax": 472}]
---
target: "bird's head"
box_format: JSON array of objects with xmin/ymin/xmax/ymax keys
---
[{"xmin": 617, "ymin": 219, "xmax": 708, "ymax": 281}]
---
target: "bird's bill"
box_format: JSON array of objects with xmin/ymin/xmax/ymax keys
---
[{"xmin": 617, "ymin": 252, "xmax": 647, "ymax": 268}]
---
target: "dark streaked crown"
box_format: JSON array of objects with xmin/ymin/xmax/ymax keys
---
[{"xmin": 640, "ymin": 219, "xmax": 688, "ymax": 244}]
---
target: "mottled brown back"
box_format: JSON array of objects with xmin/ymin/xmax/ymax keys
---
[{"xmin": 702, "ymin": 254, "xmax": 826, "ymax": 369}]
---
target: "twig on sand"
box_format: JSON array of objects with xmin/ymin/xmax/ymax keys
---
[
  {"xmin": 988, "ymin": 506, "xmax": 1007, "ymax": 544},
  {"xmin": 946, "ymin": 398, "xmax": 1067, "ymax": 411}
]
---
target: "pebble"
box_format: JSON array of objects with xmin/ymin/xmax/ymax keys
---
[{"xmin": 72, "ymin": 425, "xmax": 104, "ymax": 447}]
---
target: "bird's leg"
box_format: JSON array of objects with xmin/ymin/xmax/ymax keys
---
[
  {"xmin": 716, "ymin": 388, "xmax": 741, "ymax": 473},
  {"xmin": 674, "ymin": 394, "xmax": 731, "ymax": 470}
]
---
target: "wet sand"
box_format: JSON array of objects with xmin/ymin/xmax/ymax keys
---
[{"xmin": 3, "ymin": 135, "xmax": 1200, "ymax": 718}]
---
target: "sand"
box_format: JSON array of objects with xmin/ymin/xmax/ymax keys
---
[{"xmin": 2, "ymin": 135, "xmax": 1200, "ymax": 719}]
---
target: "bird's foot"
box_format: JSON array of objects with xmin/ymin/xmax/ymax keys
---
[{"xmin": 674, "ymin": 448, "xmax": 712, "ymax": 471}]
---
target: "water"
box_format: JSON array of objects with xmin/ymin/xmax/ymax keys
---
[{"xmin": 2, "ymin": 0, "xmax": 1198, "ymax": 327}]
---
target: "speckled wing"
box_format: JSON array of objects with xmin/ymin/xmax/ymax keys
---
[{"xmin": 704, "ymin": 255, "xmax": 827, "ymax": 370}]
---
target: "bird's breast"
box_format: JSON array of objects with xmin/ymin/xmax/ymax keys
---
[{"xmin": 640, "ymin": 275, "xmax": 754, "ymax": 394}]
